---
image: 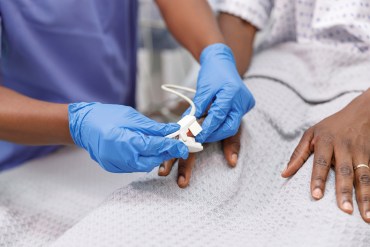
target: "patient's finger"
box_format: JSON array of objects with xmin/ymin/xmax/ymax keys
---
[
  {"xmin": 334, "ymin": 144, "xmax": 354, "ymax": 214},
  {"xmin": 354, "ymin": 165, "xmax": 370, "ymax": 223},
  {"xmin": 158, "ymin": 158, "xmax": 177, "ymax": 176},
  {"xmin": 282, "ymin": 128, "xmax": 314, "ymax": 177},
  {"xmin": 310, "ymin": 136, "xmax": 334, "ymax": 200},
  {"xmin": 222, "ymin": 127, "xmax": 242, "ymax": 167},
  {"xmin": 352, "ymin": 149, "xmax": 370, "ymax": 223},
  {"xmin": 177, "ymin": 154, "xmax": 196, "ymax": 189}
]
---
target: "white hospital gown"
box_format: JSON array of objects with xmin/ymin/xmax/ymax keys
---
[
  {"xmin": 217, "ymin": 0, "xmax": 370, "ymax": 52},
  {"xmin": 217, "ymin": 0, "xmax": 370, "ymax": 102}
]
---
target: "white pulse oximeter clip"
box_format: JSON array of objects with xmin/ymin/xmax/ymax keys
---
[
  {"xmin": 161, "ymin": 84, "xmax": 204, "ymax": 153},
  {"xmin": 165, "ymin": 115, "xmax": 203, "ymax": 153}
]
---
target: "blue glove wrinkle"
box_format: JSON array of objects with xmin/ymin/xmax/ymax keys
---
[
  {"xmin": 95, "ymin": 128, "xmax": 135, "ymax": 173},
  {"xmin": 202, "ymin": 110, "xmax": 241, "ymax": 143},
  {"xmin": 198, "ymin": 104, "xmax": 227, "ymax": 141},
  {"xmin": 122, "ymin": 109, "xmax": 179, "ymax": 136},
  {"xmin": 68, "ymin": 102, "xmax": 97, "ymax": 149},
  {"xmin": 136, "ymin": 156, "xmax": 163, "ymax": 173},
  {"xmin": 160, "ymin": 123, "xmax": 182, "ymax": 136}
]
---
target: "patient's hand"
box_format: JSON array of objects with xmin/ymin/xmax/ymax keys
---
[
  {"xmin": 282, "ymin": 89, "xmax": 370, "ymax": 223},
  {"xmin": 158, "ymin": 117, "xmax": 242, "ymax": 188}
]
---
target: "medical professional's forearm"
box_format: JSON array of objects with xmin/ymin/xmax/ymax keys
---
[
  {"xmin": 155, "ymin": 0, "xmax": 225, "ymax": 60},
  {"xmin": 218, "ymin": 13, "xmax": 257, "ymax": 75},
  {"xmin": 0, "ymin": 86, "xmax": 73, "ymax": 145}
]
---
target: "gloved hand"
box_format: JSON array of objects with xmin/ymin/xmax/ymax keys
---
[
  {"xmin": 68, "ymin": 102, "xmax": 189, "ymax": 173},
  {"xmin": 185, "ymin": 43, "xmax": 255, "ymax": 143}
]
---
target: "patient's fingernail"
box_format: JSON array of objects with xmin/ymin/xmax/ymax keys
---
[
  {"xmin": 231, "ymin": 154, "xmax": 238, "ymax": 165},
  {"xmin": 366, "ymin": 211, "xmax": 370, "ymax": 219},
  {"xmin": 312, "ymin": 188, "xmax": 323, "ymax": 199},
  {"xmin": 178, "ymin": 175, "xmax": 186, "ymax": 185},
  {"xmin": 342, "ymin": 201, "xmax": 353, "ymax": 213},
  {"xmin": 159, "ymin": 166, "xmax": 165, "ymax": 173},
  {"xmin": 281, "ymin": 166, "xmax": 290, "ymax": 176}
]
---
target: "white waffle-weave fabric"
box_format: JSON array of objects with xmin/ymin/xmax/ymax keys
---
[
  {"xmin": 51, "ymin": 77, "xmax": 370, "ymax": 246},
  {"xmin": 217, "ymin": 0, "xmax": 370, "ymax": 102},
  {"xmin": 216, "ymin": 0, "xmax": 370, "ymax": 51},
  {"xmin": 0, "ymin": 148, "xmax": 143, "ymax": 247}
]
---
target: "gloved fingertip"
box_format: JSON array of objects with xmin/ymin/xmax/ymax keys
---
[
  {"xmin": 193, "ymin": 101, "xmax": 207, "ymax": 118},
  {"xmin": 194, "ymin": 109, "xmax": 204, "ymax": 119},
  {"xmin": 158, "ymin": 138, "xmax": 188, "ymax": 159},
  {"xmin": 194, "ymin": 120, "xmax": 212, "ymax": 143},
  {"xmin": 195, "ymin": 133, "xmax": 205, "ymax": 144},
  {"xmin": 178, "ymin": 142, "xmax": 189, "ymax": 159},
  {"xmin": 168, "ymin": 122, "xmax": 181, "ymax": 131},
  {"xmin": 202, "ymin": 135, "xmax": 218, "ymax": 143},
  {"xmin": 191, "ymin": 93, "xmax": 210, "ymax": 117},
  {"xmin": 163, "ymin": 123, "xmax": 181, "ymax": 136}
]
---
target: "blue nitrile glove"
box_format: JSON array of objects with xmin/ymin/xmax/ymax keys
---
[
  {"xmin": 185, "ymin": 43, "xmax": 255, "ymax": 143},
  {"xmin": 68, "ymin": 102, "xmax": 189, "ymax": 173}
]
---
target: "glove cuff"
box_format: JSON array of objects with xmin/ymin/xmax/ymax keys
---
[
  {"xmin": 68, "ymin": 102, "xmax": 97, "ymax": 149},
  {"xmin": 200, "ymin": 43, "xmax": 236, "ymax": 65}
]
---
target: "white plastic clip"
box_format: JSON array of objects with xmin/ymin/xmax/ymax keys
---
[{"xmin": 166, "ymin": 115, "xmax": 203, "ymax": 153}]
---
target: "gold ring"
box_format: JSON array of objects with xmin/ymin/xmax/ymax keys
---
[{"xmin": 354, "ymin": 164, "xmax": 370, "ymax": 171}]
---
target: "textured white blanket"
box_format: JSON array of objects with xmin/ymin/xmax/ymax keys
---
[
  {"xmin": 1, "ymin": 44, "xmax": 370, "ymax": 246},
  {"xmin": 51, "ymin": 77, "xmax": 370, "ymax": 247},
  {"xmin": 0, "ymin": 147, "xmax": 142, "ymax": 246}
]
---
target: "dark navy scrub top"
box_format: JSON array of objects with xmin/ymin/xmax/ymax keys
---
[{"xmin": 0, "ymin": 0, "xmax": 138, "ymax": 170}]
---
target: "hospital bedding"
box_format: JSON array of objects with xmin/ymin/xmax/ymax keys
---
[
  {"xmin": 50, "ymin": 81, "xmax": 369, "ymax": 247},
  {"xmin": 51, "ymin": 43, "xmax": 370, "ymax": 246},
  {"xmin": 1, "ymin": 43, "xmax": 370, "ymax": 246},
  {"xmin": 0, "ymin": 147, "xmax": 142, "ymax": 246}
]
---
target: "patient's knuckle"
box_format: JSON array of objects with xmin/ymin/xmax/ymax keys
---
[
  {"xmin": 303, "ymin": 128, "xmax": 312, "ymax": 137},
  {"xmin": 290, "ymin": 149, "xmax": 299, "ymax": 160},
  {"xmin": 359, "ymin": 194, "xmax": 370, "ymax": 204},
  {"xmin": 177, "ymin": 164, "xmax": 186, "ymax": 174},
  {"xmin": 319, "ymin": 133, "xmax": 335, "ymax": 145},
  {"xmin": 339, "ymin": 186, "xmax": 353, "ymax": 196},
  {"xmin": 359, "ymin": 174, "xmax": 370, "ymax": 186},
  {"xmin": 313, "ymin": 175, "xmax": 325, "ymax": 184},
  {"xmin": 314, "ymin": 155, "xmax": 330, "ymax": 168},
  {"xmin": 291, "ymin": 147, "xmax": 308, "ymax": 163},
  {"xmin": 338, "ymin": 164, "xmax": 353, "ymax": 177},
  {"xmin": 340, "ymin": 138, "xmax": 352, "ymax": 149}
]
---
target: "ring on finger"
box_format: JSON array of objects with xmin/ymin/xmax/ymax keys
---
[{"xmin": 354, "ymin": 163, "xmax": 370, "ymax": 171}]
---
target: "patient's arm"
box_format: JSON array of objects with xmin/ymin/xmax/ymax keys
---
[{"xmin": 218, "ymin": 13, "xmax": 257, "ymax": 75}]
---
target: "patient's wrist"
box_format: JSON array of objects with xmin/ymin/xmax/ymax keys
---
[
  {"xmin": 365, "ymin": 88, "xmax": 370, "ymax": 98},
  {"xmin": 361, "ymin": 88, "xmax": 370, "ymax": 104}
]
